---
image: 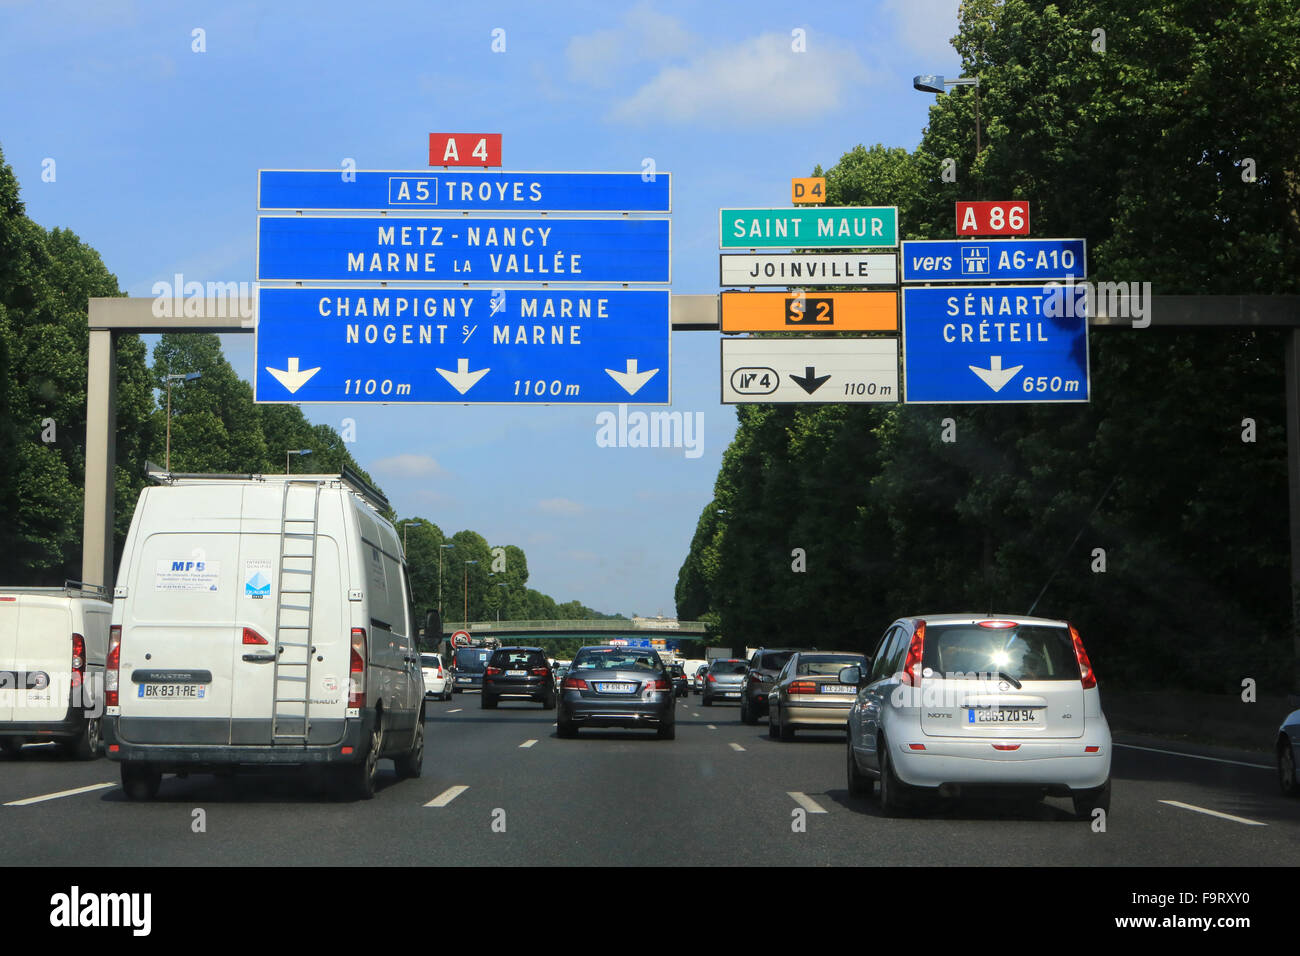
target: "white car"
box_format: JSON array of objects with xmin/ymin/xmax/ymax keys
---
[
  {"xmin": 421, "ymin": 654, "xmax": 451, "ymax": 700},
  {"xmin": 845, "ymin": 614, "xmax": 1111, "ymax": 819}
]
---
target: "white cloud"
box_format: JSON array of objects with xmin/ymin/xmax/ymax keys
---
[
  {"xmin": 609, "ymin": 31, "xmax": 872, "ymax": 126},
  {"xmin": 566, "ymin": 2, "xmax": 695, "ymax": 88},
  {"xmin": 882, "ymin": 0, "xmax": 963, "ymax": 67},
  {"xmin": 537, "ymin": 497, "xmax": 585, "ymax": 516},
  {"xmin": 370, "ymin": 454, "xmax": 447, "ymax": 478}
]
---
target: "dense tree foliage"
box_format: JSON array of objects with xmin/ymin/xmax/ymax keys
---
[{"xmin": 678, "ymin": 0, "xmax": 1300, "ymax": 692}]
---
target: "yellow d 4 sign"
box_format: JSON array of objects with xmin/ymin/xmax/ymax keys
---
[{"xmin": 791, "ymin": 177, "xmax": 826, "ymax": 204}]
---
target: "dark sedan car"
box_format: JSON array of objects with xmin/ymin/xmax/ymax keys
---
[
  {"xmin": 669, "ymin": 662, "xmax": 689, "ymax": 698},
  {"xmin": 558, "ymin": 646, "xmax": 676, "ymax": 739},
  {"xmin": 482, "ymin": 647, "xmax": 556, "ymax": 709}
]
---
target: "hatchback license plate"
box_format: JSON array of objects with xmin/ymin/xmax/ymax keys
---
[
  {"xmin": 968, "ymin": 707, "xmax": 1039, "ymax": 724},
  {"xmin": 138, "ymin": 683, "xmax": 206, "ymax": 699},
  {"xmin": 596, "ymin": 682, "xmax": 634, "ymax": 693},
  {"xmin": 507, "ymin": 670, "xmax": 527, "ymax": 676}
]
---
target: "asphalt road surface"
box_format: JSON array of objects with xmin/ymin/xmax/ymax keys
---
[{"xmin": 3, "ymin": 694, "xmax": 1296, "ymax": 866}]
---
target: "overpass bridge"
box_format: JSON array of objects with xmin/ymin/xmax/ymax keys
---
[{"xmin": 439, "ymin": 618, "xmax": 710, "ymax": 646}]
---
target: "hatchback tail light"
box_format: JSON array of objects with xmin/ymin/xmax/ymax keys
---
[
  {"xmin": 562, "ymin": 676, "xmax": 588, "ymax": 691},
  {"xmin": 71, "ymin": 633, "xmax": 86, "ymax": 689},
  {"xmin": 1069, "ymin": 624, "xmax": 1096, "ymax": 689},
  {"xmin": 707, "ymin": 673, "xmax": 717, "ymax": 683},
  {"xmin": 485, "ymin": 666, "xmax": 502, "ymax": 676},
  {"xmin": 788, "ymin": 680, "xmax": 819, "ymax": 695},
  {"xmin": 105, "ymin": 625, "xmax": 121, "ymax": 707},
  {"xmin": 531, "ymin": 667, "xmax": 549, "ymax": 677},
  {"xmin": 900, "ymin": 621, "xmax": 926, "ymax": 686},
  {"xmin": 349, "ymin": 628, "xmax": 366, "ymax": 707}
]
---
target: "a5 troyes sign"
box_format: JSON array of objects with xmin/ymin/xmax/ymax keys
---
[
  {"xmin": 255, "ymin": 288, "xmax": 669, "ymax": 404},
  {"xmin": 901, "ymin": 238, "xmax": 1086, "ymax": 283},
  {"xmin": 257, "ymin": 216, "xmax": 670, "ymax": 284},
  {"xmin": 902, "ymin": 284, "xmax": 1089, "ymax": 403},
  {"xmin": 719, "ymin": 207, "xmax": 898, "ymax": 249},
  {"xmin": 258, "ymin": 170, "xmax": 671, "ymax": 212}
]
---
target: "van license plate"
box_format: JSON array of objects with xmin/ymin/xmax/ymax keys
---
[
  {"xmin": 968, "ymin": 707, "xmax": 1039, "ymax": 724},
  {"xmin": 138, "ymin": 684, "xmax": 207, "ymax": 699}
]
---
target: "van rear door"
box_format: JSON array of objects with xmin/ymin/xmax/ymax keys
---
[{"xmin": 117, "ymin": 533, "xmax": 239, "ymax": 745}]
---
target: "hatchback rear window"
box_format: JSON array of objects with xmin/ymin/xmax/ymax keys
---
[
  {"xmin": 490, "ymin": 650, "xmax": 547, "ymax": 668},
  {"xmin": 420, "ymin": 655, "xmax": 442, "ymax": 668},
  {"xmin": 921, "ymin": 624, "xmax": 1080, "ymax": 682},
  {"xmin": 709, "ymin": 661, "xmax": 748, "ymax": 675},
  {"xmin": 796, "ymin": 655, "xmax": 865, "ymax": 676},
  {"xmin": 572, "ymin": 649, "xmax": 663, "ymax": 672}
]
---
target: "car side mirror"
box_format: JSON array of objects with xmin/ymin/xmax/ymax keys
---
[{"xmin": 839, "ymin": 665, "xmax": 861, "ymax": 686}]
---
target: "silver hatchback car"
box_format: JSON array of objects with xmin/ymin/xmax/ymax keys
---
[{"xmin": 845, "ymin": 614, "xmax": 1111, "ymax": 819}]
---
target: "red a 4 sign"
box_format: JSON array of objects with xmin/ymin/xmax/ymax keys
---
[
  {"xmin": 428, "ymin": 133, "xmax": 502, "ymax": 167},
  {"xmin": 956, "ymin": 200, "xmax": 1030, "ymax": 236}
]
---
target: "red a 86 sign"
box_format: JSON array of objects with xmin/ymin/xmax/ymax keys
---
[
  {"xmin": 428, "ymin": 133, "xmax": 502, "ymax": 167},
  {"xmin": 956, "ymin": 200, "xmax": 1030, "ymax": 236}
]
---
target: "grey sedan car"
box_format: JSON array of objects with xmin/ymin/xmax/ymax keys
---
[
  {"xmin": 767, "ymin": 651, "xmax": 868, "ymax": 740},
  {"xmin": 1278, "ymin": 700, "xmax": 1300, "ymax": 797},
  {"xmin": 557, "ymin": 646, "xmax": 675, "ymax": 739},
  {"xmin": 701, "ymin": 659, "xmax": 749, "ymax": 706}
]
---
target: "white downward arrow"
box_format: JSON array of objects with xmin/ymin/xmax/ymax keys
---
[
  {"xmin": 605, "ymin": 359, "xmax": 659, "ymax": 396},
  {"xmin": 968, "ymin": 355, "xmax": 1024, "ymax": 393},
  {"xmin": 265, "ymin": 357, "xmax": 321, "ymax": 394},
  {"xmin": 436, "ymin": 358, "xmax": 490, "ymax": 395}
]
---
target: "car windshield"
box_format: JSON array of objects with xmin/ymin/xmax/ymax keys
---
[
  {"xmin": 572, "ymin": 649, "xmax": 663, "ymax": 672},
  {"xmin": 455, "ymin": 648, "xmax": 494, "ymax": 672},
  {"xmin": 921, "ymin": 624, "xmax": 1081, "ymax": 682},
  {"xmin": 796, "ymin": 655, "xmax": 864, "ymax": 676},
  {"xmin": 710, "ymin": 661, "xmax": 748, "ymax": 675}
]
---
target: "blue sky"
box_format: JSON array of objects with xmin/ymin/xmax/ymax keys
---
[{"xmin": 2, "ymin": 0, "xmax": 961, "ymax": 617}]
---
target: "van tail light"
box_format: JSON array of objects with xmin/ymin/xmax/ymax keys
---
[
  {"xmin": 788, "ymin": 680, "xmax": 819, "ymax": 695},
  {"xmin": 900, "ymin": 621, "xmax": 926, "ymax": 686},
  {"xmin": 562, "ymin": 676, "xmax": 588, "ymax": 691},
  {"xmin": 242, "ymin": 627, "xmax": 268, "ymax": 645},
  {"xmin": 485, "ymin": 666, "xmax": 502, "ymax": 676},
  {"xmin": 349, "ymin": 628, "xmax": 366, "ymax": 707},
  {"xmin": 1069, "ymin": 624, "xmax": 1097, "ymax": 690},
  {"xmin": 105, "ymin": 625, "xmax": 121, "ymax": 707},
  {"xmin": 71, "ymin": 634, "xmax": 86, "ymax": 689}
]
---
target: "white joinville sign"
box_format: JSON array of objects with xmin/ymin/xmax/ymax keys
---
[{"xmin": 719, "ymin": 253, "xmax": 898, "ymax": 287}]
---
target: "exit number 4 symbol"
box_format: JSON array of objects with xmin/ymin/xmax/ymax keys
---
[
  {"xmin": 785, "ymin": 296, "xmax": 834, "ymax": 325},
  {"xmin": 428, "ymin": 133, "xmax": 502, "ymax": 167}
]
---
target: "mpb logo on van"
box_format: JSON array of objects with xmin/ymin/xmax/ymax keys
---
[{"xmin": 154, "ymin": 560, "xmax": 221, "ymax": 593}]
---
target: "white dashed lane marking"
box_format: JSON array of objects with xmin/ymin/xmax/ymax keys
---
[
  {"xmin": 4, "ymin": 783, "xmax": 117, "ymax": 806},
  {"xmin": 519, "ymin": 739, "xmax": 538, "ymax": 749},
  {"xmin": 425, "ymin": 785, "xmax": 469, "ymax": 808},
  {"xmin": 787, "ymin": 791, "xmax": 828, "ymax": 814},
  {"xmin": 729, "ymin": 742, "xmax": 745, "ymax": 752},
  {"xmin": 707, "ymin": 724, "xmax": 717, "ymax": 730},
  {"xmin": 447, "ymin": 709, "xmax": 463, "ymax": 714},
  {"xmin": 1158, "ymin": 800, "xmax": 1266, "ymax": 826}
]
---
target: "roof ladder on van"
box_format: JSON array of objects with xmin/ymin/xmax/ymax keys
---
[{"xmin": 271, "ymin": 480, "xmax": 322, "ymax": 745}]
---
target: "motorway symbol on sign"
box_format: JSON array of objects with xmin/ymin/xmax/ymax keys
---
[
  {"xmin": 720, "ymin": 207, "xmax": 898, "ymax": 249},
  {"xmin": 719, "ymin": 253, "xmax": 897, "ymax": 287},
  {"xmin": 956, "ymin": 200, "xmax": 1030, "ymax": 236},
  {"xmin": 254, "ymin": 287, "xmax": 669, "ymax": 404},
  {"xmin": 720, "ymin": 291, "xmax": 897, "ymax": 332},
  {"xmin": 900, "ymin": 239, "xmax": 1086, "ymax": 283},
  {"xmin": 257, "ymin": 216, "xmax": 671, "ymax": 283},
  {"xmin": 901, "ymin": 285, "xmax": 1089, "ymax": 403},
  {"xmin": 721, "ymin": 338, "xmax": 900, "ymax": 404},
  {"xmin": 257, "ymin": 170, "xmax": 672, "ymax": 213}
]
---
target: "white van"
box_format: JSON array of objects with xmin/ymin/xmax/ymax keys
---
[
  {"xmin": 0, "ymin": 584, "xmax": 112, "ymax": 758},
  {"xmin": 104, "ymin": 470, "xmax": 425, "ymax": 800}
]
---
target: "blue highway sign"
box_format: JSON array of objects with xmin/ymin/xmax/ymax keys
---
[
  {"xmin": 902, "ymin": 284, "xmax": 1089, "ymax": 403},
  {"xmin": 254, "ymin": 287, "xmax": 670, "ymax": 405},
  {"xmin": 900, "ymin": 238, "xmax": 1086, "ymax": 283},
  {"xmin": 257, "ymin": 216, "xmax": 670, "ymax": 284},
  {"xmin": 258, "ymin": 170, "xmax": 672, "ymax": 213}
]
